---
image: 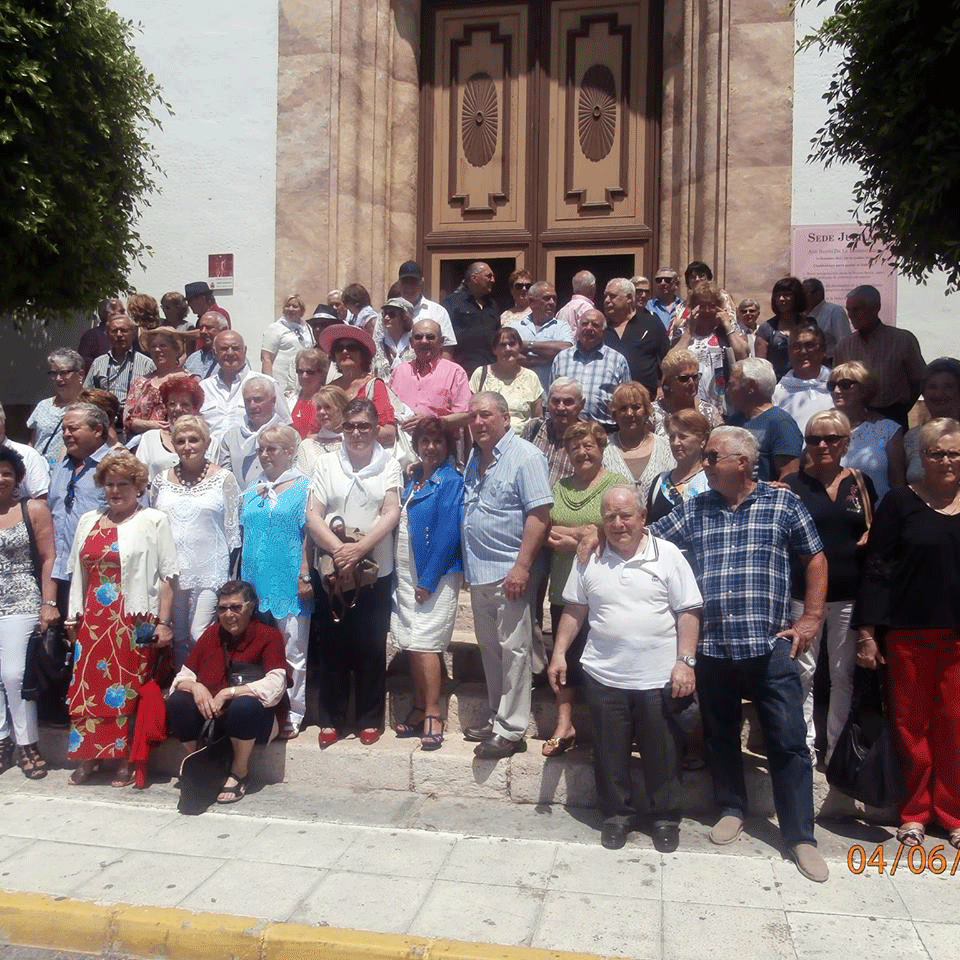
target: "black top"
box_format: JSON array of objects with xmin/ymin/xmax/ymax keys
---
[
  {"xmin": 603, "ymin": 310, "xmax": 670, "ymax": 397},
  {"xmin": 442, "ymin": 288, "xmax": 501, "ymax": 376},
  {"xmin": 786, "ymin": 470, "xmax": 876, "ymax": 601},
  {"xmin": 854, "ymin": 485, "xmax": 960, "ymax": 629}
]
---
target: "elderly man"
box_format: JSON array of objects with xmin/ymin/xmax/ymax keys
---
[
  {"xmin": 554, "ymin": 270, "xmax": 597, "ymax": 336},
  {"xmin": 512, "ymin": 281, "xmax": 574, "ymax": 392},
  {"xmin": 551, "ymin": 485, "xmax": 702, "ymax": 851},
  {"xmin": 183, "ymin": 310, "xmax": 229, "ymax": 379},
  {"xmin": 648, "ymin": 426, "xmax": 829, "ymax": 882},
  {"xmin": 396, "ymin": 261, "xmax": 457, "ymax": 352},
  {"xmin": 78, "ymin": 297, "xmax": 126, "ymax": 372},
  {"xmin": 83, "ymin": 314, "xmax": 155, "ymax": 414},
  {"xmin": 218, "ymin": 375, "xmax": 284, "ymax": 490},
  {"xmin": 184, "ymin": 280, "xmax": 230, "ymax": 326},
  {"xmin": 727, "ymin": 357, "xmax": 803, "ymax": 480},
  {"xmin": 549, "ymin": 310, "xmax": 629, "ymax": 430},
  {"xmin": 602, "ymin": 277, "xmax": 670, "ymax": 397},
  {"xmin": 833, "ymin": 284, "xmax": 926, "ymax": 427},
  {"xmin": 389, "ymin": 319, "xmax": 472, "ymax": 432},
  {"xmin": 647, "ymin": 267, "xmax": 683, "ymax": 331},
  {"xmin": 0, "ymin": 405, "xmax": 48, "ymax": 499},
  {"xmin": 462, "ymin": 392, "xmax": 553, "ymax": 759},
  {"xmin": 327, "ymin": 289, "xmax": 348, "ymax": 323},
  {"xmin": 442, "ymin": 262, "xmax": 501, "ymax": 375},
  {"xmin": 631, "ymin": 275, "xmax": 652, "ymax": 311},
  {"xmin": 801, "ymin": 278, "xmax": 850, "ymax": 358},
  {"xmin": 772, "ymin": 325, "xmax": 834, "ymax": 434}
]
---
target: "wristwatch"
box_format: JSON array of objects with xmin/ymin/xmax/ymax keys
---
[
  {"xmin": 298, "ymin": 574, "xmax": 312, "ymax": 584},
  {"xmin": 677, "ymin": 656, "xmax": 696, "ymax": 668}
]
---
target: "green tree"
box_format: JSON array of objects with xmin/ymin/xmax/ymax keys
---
[
  {"xmin": 0, "ymin": 0, "xmax": 168, "ymax": 320},
  {"xmin": 801, "ymin": 0, "xmax": 960, "ymax": 289}
]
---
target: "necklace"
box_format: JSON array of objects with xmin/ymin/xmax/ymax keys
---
[{"xmin": 175, "ymin": 459, "xmax": 208, "ymax": 488}]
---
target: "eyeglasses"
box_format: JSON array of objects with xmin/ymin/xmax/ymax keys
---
[
  {"xmin": 674, "ymin": 373, "xmax": 700, "ymax": 384},
  {"xmin": 48, "ymin": 369, "xmax": 79, "ymax": 378},
  {"xmin": 342, "ymin": 421, "xmax": 374, "ymax": 433},
  {"xmin": 701, "ymin": 451, "xmax": 741, "ymax": 465},
  {"xmin": 923, "ymin": 449, "xmax": 960, "ymax": 462},
  {"xmin": 216, "ymin": 603, "xmax": 248, "ymax": 614},
  {"xmin": 805, "ymin": 434, "xmax": 846, "ymax": 446},
  {"xmin": 654, "ymin": 277, "xmax": 675, "ymax": 284},
  {"xmin": 828, "ymin": 379, "xmax": 858, "ymax": 391},
  {"xmin": 513, "ymin": 282, "xmax": 531, "ymax": 291}
]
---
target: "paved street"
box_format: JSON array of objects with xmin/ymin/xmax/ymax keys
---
[{"xmin": 0, "ymin": 763, "xmax": 958, "ymax": 960}]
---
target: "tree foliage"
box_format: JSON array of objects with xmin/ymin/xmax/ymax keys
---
[
  {"xmin": 800, "ymin": 0, "xmax": 960, "ymax": 290},
  {"xmin": 0, "ymin": 0, "xmax": 168, "ymax": 320}
]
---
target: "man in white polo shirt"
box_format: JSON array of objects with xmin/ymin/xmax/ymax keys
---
[{"xmin": 549, "ymin": 485, "xmax": 701, "ymax": 852}]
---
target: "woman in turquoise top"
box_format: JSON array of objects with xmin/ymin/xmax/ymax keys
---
[{"xmin": 240, "ymin": 424, "xmax": 312, "ymax": 739}]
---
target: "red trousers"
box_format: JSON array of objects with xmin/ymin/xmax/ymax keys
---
[{"xmin": 886, "ymin": 628, "xmax": 960, "ymax": 830}]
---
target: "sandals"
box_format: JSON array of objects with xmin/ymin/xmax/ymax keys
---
[
  {"xmin": 111, "ymin": 765, "xmax": 136, "ymax": 788},
  {"xmin": 278, "ymin": 721, "xmax": 299, "ymax": 741},
  {"xmin": 542, "ymin": 734, "xmax": 576, "ymax": 758},
  {"xmin": 396, "ymin": 707, "xmax": 425, "ymax": 738},
  {"xmin": 420, "ymin": 715, "xmax": 444, "ymax": 751},
  {"xmin": 216, "ymin": 774, "xmax": 248, "ymax": 804},
  {"xmin": 69, "ymin": 760, "xmax": 101, "ymax": 786},
  {"xmin": 950, "ymin": 829, "xmax": 960, "ymax": 850},
  {"xmin": 18, "ymin": 744, "xmax": 47, "ymax": 780},
  {"xmin": 896, "ymin": 823, "xmax": 925, "ymax": 847},
  {"xmin": 0, "ymin": 737, "xmax": 14, "ymax": 774}
]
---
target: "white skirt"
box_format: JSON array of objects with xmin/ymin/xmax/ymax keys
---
[{"xmin": 391, "ymin": 508, "xmax": 461, "ymax": 653}]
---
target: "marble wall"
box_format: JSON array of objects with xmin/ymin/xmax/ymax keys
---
[{"xmin": 275, "ymin": 0, "xmax": 421, "ymax": 310}]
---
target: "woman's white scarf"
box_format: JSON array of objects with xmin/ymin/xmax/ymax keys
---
[
  {"xmin": 337, "ymin": 441, "xmax": 391, "ymax": 505},
  {"xmin": 254, "ymin": 467, "xmax": 305, "ymax": 511}
]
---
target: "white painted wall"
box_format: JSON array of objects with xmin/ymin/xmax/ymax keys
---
[
  {"xmin": 109, "ymin": 0, "xmax": 279, "ymax": 352},
  {"xmin": 793, "ymin": 1, "xmax": 957, "ymax": 361}
]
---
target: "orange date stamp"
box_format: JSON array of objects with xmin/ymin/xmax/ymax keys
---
[{"xmin": 847, "ymin": 843, "xmax": 960, "ymax": 875}]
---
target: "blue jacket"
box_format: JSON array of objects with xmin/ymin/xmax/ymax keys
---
[{"xmin": 402, "ymin": 463, "xmax": 463, "ymax": 592}]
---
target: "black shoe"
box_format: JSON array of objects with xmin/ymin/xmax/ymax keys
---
[
  {"xmin": 463, "ymin": 723, "xmax": 494, "ymax": 742},
  {"xmin": 600, "ymin": 821, "xmax": 630, "ymax": 850},
  {"xmin": 474, "ymin": 734, "xmax": 526, "ymax": 759},
  {"xmin": 652, "ymin": 823, "xmax": 680, "ymax": 853}
]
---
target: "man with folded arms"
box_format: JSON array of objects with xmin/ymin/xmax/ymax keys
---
[{"xmin": 550, "ymin": 485, "xmax": 701, "ymax": 852}]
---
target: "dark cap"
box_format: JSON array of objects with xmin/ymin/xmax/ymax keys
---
[
  {"xmin": 308, "ymin": 304, "xmax": 339, "ymax": 325},
  {"xmin": 184, "ymin": 281, "xmax": 213, "ymax": 300},
  {"xmin": 398, "ymin": 261, "xmax": 423, "ymax": 280}
]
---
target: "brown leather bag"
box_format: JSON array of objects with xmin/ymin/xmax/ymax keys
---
[{"xmin": 319, "ymin": 516, "xmax": 379, "ymax": 622}]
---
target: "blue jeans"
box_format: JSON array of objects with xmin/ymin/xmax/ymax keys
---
[{"xmin": 696, "ymin": 638, "xmax": 815, "ymax": 846}]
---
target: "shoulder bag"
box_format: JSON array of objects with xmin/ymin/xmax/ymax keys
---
[{"xmin": 318, "ymin": 515, "xmax": 379, "ymax": 623}]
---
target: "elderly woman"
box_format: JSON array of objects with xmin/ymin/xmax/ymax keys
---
[
  {"xmin": 374, "ymin": 298, "xmax": 416, "ymax": 378},
  {"xmin": 262, "ymin": 295, "xmax": 314, "ymax": 394},
  {"xmin": 123, "ymin": 328, "xmax": 186, "ymax": 435},
  {"xmin": 755, "ymin": 277, "xmax": 811, "ymax": 381},
  {"xmin": 856, "ymin": 418, "xmax": 960, "ymax": 849},
  {"xmin": 136, "ymin": 373, "xmax": 214, "ymax": 484},
  {"xmin": 905, "ymin": 358, "xmax": 960, "ymax": 483},
  {"xmin": 392, "ymin": 418, "xmax": 463, "ymax": 750},
  {"xmin": 152, "ymin": 415, "xmax": 239, "ymax": 668},
  {"xmin": 240, "ymin": 424, "xmax": 312, "ymax": 737},
  {"xmin": 786, "ymin": 410, "xmax": 876, "ymax": 764},
  {"xmin": 307, "ymin": 398, "xmax": 401, "ymax": 747},
  {"xmin": 166, "ymin": 580, "xmax": 292, "ymax": 804},
  {"xmin": 646, "ymin": 410, "xmax": 711, "ymax": 524},
  {"xmin": 608, "ymin": 382, "xmax": 675, "ymax": 505},
  {"xmin": 653, "ymin": 348, "xmax": 722, "ymax": 435},
  {"xmin": 736, "ymin": 298, "xmax": 762, "ymax": 355},
  {"xmin": 830, "ymin": 361, "xmax": 906, "ymax": 500},
  {"xmin": 544, "ymin": 422, "xmax": 630, "ymax": 756},
  {"xmin": 297, "ymin": 385, "xmax": 350, "ymax": 476},
  {"xmin": 289, "ymin": 348, "xmax": 331, "ymax": 440},
  {"xmin": 317, "ymin": 324, "xmax": 397, "ymax": 447},
  {"xmin": 64, "ymin": 451, "xmax": 177, "ymax": 786},
  {"xmin": 501, "ymin": 269, "xmax": 533, "ymax": 326},
  {"xmin": 28, "ymin": 348, "xmax": 85, "ymax": 470},
  {"xmin": 0, "ymin": 447, "xmax": 58, "ymax": 778},
  {"xmin": 469, "ymin": 327, "xmax": 543, "ymax": 434}
]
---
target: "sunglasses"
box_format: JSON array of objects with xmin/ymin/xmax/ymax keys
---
[
  {"xmin": 654, "ymin": 277, "xmax": 675, "ymax": 284},
  {"xmin": 828, "ymin": 379, "xmax": 858, "ymax": 391},
  {"xmin": 805, "ymin": 434, "xmax": 846, "ymax": 446},
  {"xmin": 674, "ymin": 373, "xmax": 700, "ymax": 384},
  {"xmin": 701, "ymin": 451, "xmax": 741, "ymax": 465},
  {"xmin": 343, "ymin": 421, "xmax": 374, "ymax": 433},
  {"xmin": 513, "ymin": 282, "xmax": 531, "ymax": 291},
  {"xmin": 217, "ymin": 603, "xmax": 248, "ymax": 614}
]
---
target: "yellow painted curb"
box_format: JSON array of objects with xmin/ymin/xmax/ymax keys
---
[{"xmin": 0, "ymin": 891, "xmax": 607, "ymax": 960}]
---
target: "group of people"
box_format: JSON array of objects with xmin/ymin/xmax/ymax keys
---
[{"xmin": 0, "ymin": 261, "xmax": 956, "ymax": 881}]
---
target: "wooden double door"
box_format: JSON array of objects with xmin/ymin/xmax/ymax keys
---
[{"xmin": 418, "ymin": 0, "xmax": 660, "ymax": 307}]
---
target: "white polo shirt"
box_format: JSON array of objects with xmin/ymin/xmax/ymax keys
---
[
  {"xmin": 412, "ymin": 297, "xmax": 457, "ymax": 346},
  {"xmin": 562, "ymin": 536, "xmax": 702, "ymax": 690}
]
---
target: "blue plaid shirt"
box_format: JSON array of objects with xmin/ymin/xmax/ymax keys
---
[
  {"xmin": 549, "ymin": 344, "xmax": 630, "ymax": 427},
  {"xmin": 649, "ymin": 482, "xmax": 823, "ymax": 660}
]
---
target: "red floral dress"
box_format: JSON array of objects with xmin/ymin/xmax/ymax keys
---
[
  {"xmin": 122, "ymin": 375, "xmax": 165, "ymax": 432},
  {"xmin": 67, "ymin": 524, "xmax": 149, "ymax": 760}
]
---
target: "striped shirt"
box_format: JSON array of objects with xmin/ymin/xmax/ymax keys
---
[
  {"xmin": 649, "ymin": 482, "xmax": 823, "ymax": 660},
  {"xmin": 83, "ymin": 350, "xmax": 155, "ymax": 405},
  {"xmin": 549, "ymin": 344, "xmax": 630, "ymax": 428},
  {"xmin": 833, "ymin": 323, "xmax": 926, "ymax": 409}
]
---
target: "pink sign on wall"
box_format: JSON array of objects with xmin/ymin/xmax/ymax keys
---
[{"xmin": 791, "ymin": 225, "xmax": 897, "ymax": 322}]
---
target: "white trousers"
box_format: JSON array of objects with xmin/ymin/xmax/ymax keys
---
[
  {"xmin": 0, "ymin": 613, "xmax": 39, "ymax": 744},
  {"xmin": 171, "ymin": 585, "xmax": 218, "ymax": 670},
  {"xmin": 791, "ymin": 598, "xmax": 857, "ymax": 764},
  {"xmin": 275, "ymin": 613, "xmax": 309, "ymax": 726}
]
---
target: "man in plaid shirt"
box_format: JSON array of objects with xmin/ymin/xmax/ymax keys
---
[{"xmin": 649, "ymin": 426, "xmax": 829, "ymax": 882}]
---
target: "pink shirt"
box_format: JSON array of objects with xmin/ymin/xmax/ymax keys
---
[
  {"xmin": 554, "ymin": 293, "xmax": 595, "ymax": 334},
  {"xmin": 389, "ymin": 356, "xmax": 472, "ymax": 417}
]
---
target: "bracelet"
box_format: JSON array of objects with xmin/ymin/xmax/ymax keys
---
[
  {"xmin": 230, "ymin": 686, "xmax": 237, "ymax": 698},
  {"xmin": 157, "ymin": 620, "xmax": 172, "ymax": 627},
  {"xmin": 41, "ymin": 600, "xmax": 58, "ymax": 608}
]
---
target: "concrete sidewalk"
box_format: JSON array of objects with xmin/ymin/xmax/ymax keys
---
[{"xmin": 0, "ymin": 768, "xmax": 958, "ymax": 960}]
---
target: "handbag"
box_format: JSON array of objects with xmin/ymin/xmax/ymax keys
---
[
  {"xmin": 364, "ymin": 377, "xmax": 417, "ymax": 468},
  {"xmin": 177, "ymin": 718, "xmax": 234, "ymax": 815},
  {"xmin": 826, "ymin": 666, "xmax": 903, "ymax": 809},
  {"xmin": 221, "ymin": 639, "xmax": 266, "ymax": 687},
  {"xmin": 319, "ymin": 515, "xmax": 379, "ymax": 623}
]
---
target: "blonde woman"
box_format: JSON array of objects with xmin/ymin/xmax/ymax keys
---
[
  {"xmin": 262, "ymin": 295, "xmax": 314, "ymax": 393},
  {"xmin": 608, "ymin": 382, "xmax": 675, "ymax": 505},
  {"xmin": 653, "ymin": 348, "xmax": 723, "ymax": 435}
]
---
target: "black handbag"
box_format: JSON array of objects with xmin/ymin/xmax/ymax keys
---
[
  {"xmin": 826, "ymin": 666, "xmax": 903, "ymax": 809},
  {"xmin": 177, "ymin": 719, "xmax": 233, "ymax": 815},
  {"xmin": 221, "ymin": 640, "xmax": 266, "ymax": 686}
]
